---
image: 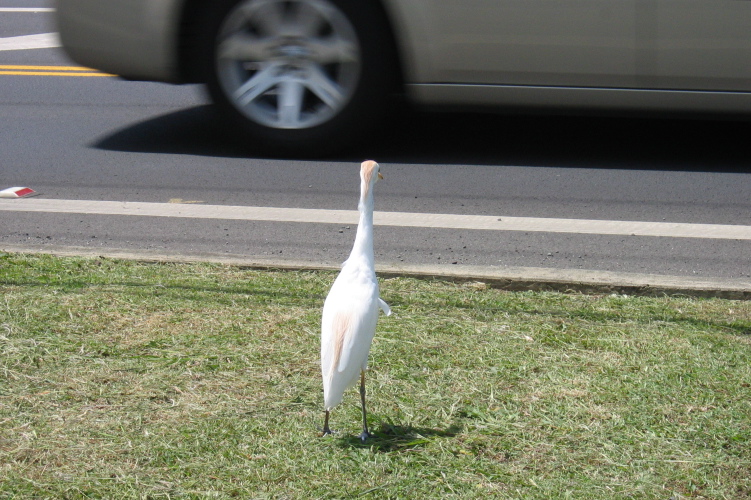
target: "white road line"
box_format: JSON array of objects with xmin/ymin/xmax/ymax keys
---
[
  {"xmin": 0, "ymin": 33, "xmax": 60, "ymax": 51},
  {"xmin": 2, "ymin": 198, "xmax": 749, "ymax": 240},
  {"xmin": 0, "ymin": 7, "xmax": 54, "ymax": 12}
]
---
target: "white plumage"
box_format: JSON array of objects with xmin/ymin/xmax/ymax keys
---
[{"xmin": 320, "ymin": 160, "xmax": 390, "ymax": 441}]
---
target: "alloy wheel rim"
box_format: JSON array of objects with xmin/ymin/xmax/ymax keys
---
[{"xmin": 216, "ymin": 0, "xmax": 362, "ymax": 130}]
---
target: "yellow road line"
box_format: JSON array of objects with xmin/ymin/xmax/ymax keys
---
[{"xmin": 0, "ymin": 65, "xmax": 114, "ymax": 76}]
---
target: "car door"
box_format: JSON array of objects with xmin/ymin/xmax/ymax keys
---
[
  {"xmin": 419, "ymin": 0, "xmax": 638, "ymax": 88},
  {"xmin": 637, "ymin": 0, "xmax": 751, "ymax": 91}
]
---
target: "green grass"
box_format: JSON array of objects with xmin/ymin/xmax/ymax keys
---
[{"xmin": 1, "ymin": 253, "xmax": 750, "ymax": 499}]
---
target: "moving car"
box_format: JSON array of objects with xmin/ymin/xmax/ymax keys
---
[{"xmin": 56, "ymin": 0, "xmax": 751, "ymax": 155}]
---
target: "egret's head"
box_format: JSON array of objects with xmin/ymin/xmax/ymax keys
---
[
  {"xmin": 360, "ymin": 160, "xmax": 383, "ymax": 199},
  {"xmin": 359, "ymin": 160, "xmax": 383, "ymax": 203},
  {"xmin": 361, "ymin": 160, "xmax": 383, "ymax": 189}
]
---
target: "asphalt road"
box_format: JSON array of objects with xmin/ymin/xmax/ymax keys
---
[{"xmin": 1, "ymin": 6, "xmax": 750, "ymax": 292}]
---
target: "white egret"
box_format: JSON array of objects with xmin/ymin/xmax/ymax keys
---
[{"xmin": 320, "ymin": 160, "xmax": 391, "ymax": 442}]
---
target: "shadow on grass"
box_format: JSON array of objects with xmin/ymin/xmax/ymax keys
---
[{"xmin": 336, "ymin": 421, "xmax": 463, "ymax": 453}]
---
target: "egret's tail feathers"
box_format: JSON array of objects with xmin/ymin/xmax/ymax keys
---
[
  {"xmin": 379, "ymin": 298, "xmax": 391, "ymax": 316},
  {"xmin": 322, "ymin": 377, "xmax": 348, "ymax": 410}
]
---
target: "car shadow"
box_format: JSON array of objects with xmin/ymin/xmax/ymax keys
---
[{"xmin": 94, "ymin": 103, "xmax": 751, "ymax": 173}]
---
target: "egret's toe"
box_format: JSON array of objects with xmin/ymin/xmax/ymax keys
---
[{"xmin": 359, "ymin": 431, "xmax": 372, "ymax": 442}]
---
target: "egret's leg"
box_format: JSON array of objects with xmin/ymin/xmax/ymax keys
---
[
  {"xmin": 359, "ymin": 370, "xmax": 372, "ymax": 442},
  {"xmin": 322, "ymin": 410, "xmax": 332, "ymax": 436}
]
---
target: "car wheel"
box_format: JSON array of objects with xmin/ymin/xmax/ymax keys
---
[{"xmin": 204, "ymin": 0, "xmax": 397, "ymax": 156}]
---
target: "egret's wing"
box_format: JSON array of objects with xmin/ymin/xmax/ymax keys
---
[
  {"xmin": 338, "ymin": 301, "xmax": 378, "ymax": 368},
  {"xmin": 322, "ymin": 294, "xmax": 378, "ymax": 372},
  {"xmin": 320, "ymin": 303, "xmax": 345, "ymax": 381},
  {"xmin": 321, "ymin": 307, "xmax": 356, "ymax": 410},
  {"xmin": 378, "ymin": 298, "xmax": 391, "ymax": 316}
]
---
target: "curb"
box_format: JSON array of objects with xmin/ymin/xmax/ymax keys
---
[{"xmin": 2, "ymin": 244, "xmax": 750, "ymax": 300}]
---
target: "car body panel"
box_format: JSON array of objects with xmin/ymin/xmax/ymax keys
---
[
  {"xmin": 409, "ymin": 0, "xmax": 637, "ymax": 88},
  {"xmin": 643, "ymin": 0, "xmax": 751, "ymax": 91},
  {"xmin": 401, "ymin": 0, "xmax": 751, "ymax": 91},
  {"xmin": 56, "ymin": 0, "xmax": 184, "ymax": 82},
  {"xmin": 379, "ymin": 0, "xmax": 432, "ymax": 82}
]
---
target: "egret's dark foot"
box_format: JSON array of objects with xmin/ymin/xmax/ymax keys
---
[
  {"xmin": 321, "ymin": 410, "xmax": 332, "ymax": 437},
  {"xmin": 359, "ymin": 430, "xmax": 372, "ymax": 442}
]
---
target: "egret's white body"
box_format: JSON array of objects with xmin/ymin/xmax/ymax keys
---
[{"xmin": 321, "ymin": 160, "xmax": 390, "ymax": 440}]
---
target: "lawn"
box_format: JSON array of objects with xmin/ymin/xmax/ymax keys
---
[{"xmin": 1, "ymin": 253, "xmax": 750, "ymax": 499}]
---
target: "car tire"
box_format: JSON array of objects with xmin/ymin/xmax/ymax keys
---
[{"xmin": 203, "ymin": 0, "xmax": 398, "ymax": 157}]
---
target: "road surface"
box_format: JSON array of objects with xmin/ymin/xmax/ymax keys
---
[{"xmin": 1, "ymin": 4, "xmax": 749, "ymax": 296}]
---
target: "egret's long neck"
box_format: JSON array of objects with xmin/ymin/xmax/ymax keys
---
[{"xmin": 349, "ymin": 181, "xmax": 375, "ymax": 266}]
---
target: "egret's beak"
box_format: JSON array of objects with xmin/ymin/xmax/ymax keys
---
[{"xmin": 378, "ymin": 172, "xmax": 384, "ymax": 180}]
